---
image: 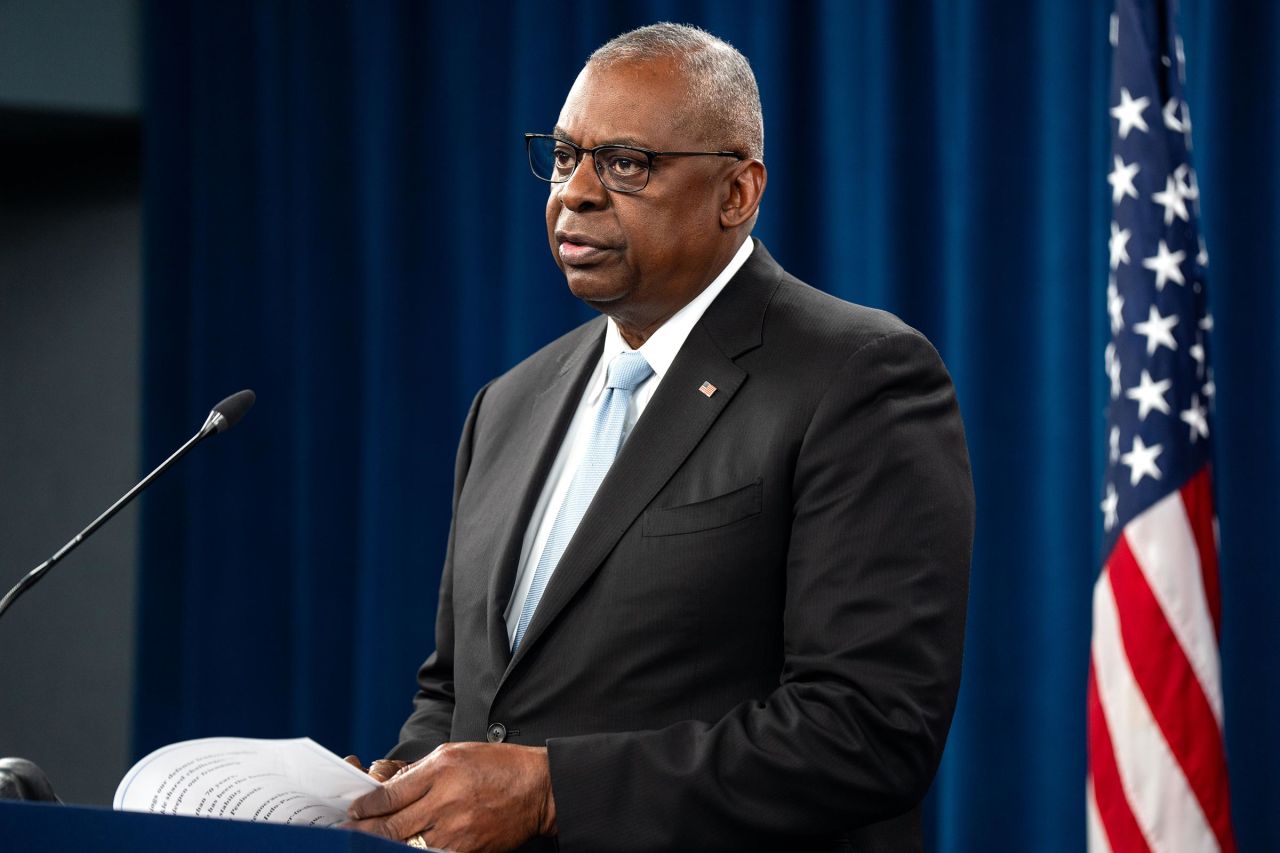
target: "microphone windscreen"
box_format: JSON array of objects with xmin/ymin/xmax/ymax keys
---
[{"xmin": 211, "ymin": 389, "xmax": 256, "ymax": 432}]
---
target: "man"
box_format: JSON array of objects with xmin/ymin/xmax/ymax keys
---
[{"xmin": 347, "ymin": 23, "xmax": 973, "ymax": 853}]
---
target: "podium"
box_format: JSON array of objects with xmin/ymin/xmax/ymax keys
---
[{"xmin": 0, "ymin": 799, "xmax": 413, "ymax": 852}]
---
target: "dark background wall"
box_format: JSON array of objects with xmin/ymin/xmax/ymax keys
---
[{"xmin": 0, "ymin": 0, "xmax": 141, "ymax": 807}]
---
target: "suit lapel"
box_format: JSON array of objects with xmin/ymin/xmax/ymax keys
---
[
  {"xmin": 485, "ymin": 320, "xmax": 604, "ymax": 674},
  {"xmin": 501, "ymin": 242, "xmax": 783, "ymax": 676}
]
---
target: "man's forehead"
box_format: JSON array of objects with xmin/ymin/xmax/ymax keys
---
[{"xmin": 555, "ymin": 59, "xmax": 697, "ymax": 148}]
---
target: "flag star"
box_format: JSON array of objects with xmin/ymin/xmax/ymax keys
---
[
  {"xmin": 1197, "ymin": 236, "xmax": 1210, "ymax": 268},
  {"xmin": 1109, "ymin": 13, "xmax": 1119, "ymax": 47},
  {"xmin": 1202, "ymin": 369, "xmax": 1216, "ymax": 404},
  {"xmin": 1107, "ymin": 277, "xmax": 1125, "ymax": 334},
  {"xmin": 1109, "ymin": 222, "xmax": 1132, "ymax": 269},
  {"xmin": 1175, "ymin": 164, "xmax": 1199, "ymax": 202},
  {"xmin": 1152, "ymin": 174, "xmax": 1191, "ymax": 225},
  {"xmin": 1176, "ymin": 36, "xmax": 1187, "ymax": 82},
  {"xmin": 1190, "ymin": 341, "xmax": 1206, "ymax": 376},
  {"xmin": 1163, "ymin": 98, "xmax": 1184, "ymax": 132},
  {"xmin": 1108, "ymin": 155, "xmax": 1141, "ymax": 205},
  {"xmin": 1120, "ymin": 435, "xmax": 1163, "ymax": 486},
  {"xmin": 1101, "ymin": 483, "xmax": 1120, "ymax": 531},
  {"xmin": 1125, "ymin": 369, "xmax": 1173, "ymax": 420},
  {"xmin": 1181, "ymin": 100, "xmax": 1194, "ymax": 148},
  {"xmin": 1111, "ymin": 87, "xmax": 1151, "ymax": 139},
  {"xmin": 1109, "ymin": 426, "xmax": 1121, "ymax": 463},
  {"xmin": 1142, "ymin": 239, "xmax": 1186, "ymax": 290},
  {"xmin": 1180, "ymin": 394, "xmax": 1210, "ymax": 442},
  {"xmin": 1133, "ymin": 304, "xmax": 1179, "ymax": 355},
  {"xmin": 1199, "ymin": 312, "xmax": 1214, "ymax": 332},
  {"xmin": 1106, "ymin": 342, "xmax": 1122, "ymax": 399}
]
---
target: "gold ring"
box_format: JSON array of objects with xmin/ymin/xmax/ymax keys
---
[{"xmin": 406, "ymin": 833, "xmax": 428, "ymax": 849}]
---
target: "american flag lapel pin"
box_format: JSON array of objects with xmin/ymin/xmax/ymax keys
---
[{"xmin": 698, "ymin": 381, "xmax": 717, "ymax": 398}]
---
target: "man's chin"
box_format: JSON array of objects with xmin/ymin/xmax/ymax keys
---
[{"xmin": 564, "ymin": 270, "xmax": 630, "ymax": 310}]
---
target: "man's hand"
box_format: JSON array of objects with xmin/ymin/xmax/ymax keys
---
[{"xmin": 345, "ymin": 742, "xmax": 556, "ymax": 852}]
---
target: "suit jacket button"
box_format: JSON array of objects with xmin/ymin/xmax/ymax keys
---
[{"xmin": 486, "ymin": 722, "xmax": 507, "ymax": 743}]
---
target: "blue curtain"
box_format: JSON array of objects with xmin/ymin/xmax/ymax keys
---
[{"xmin": 136, "ymin": 1, "xmax": 1279, "ymax": 849}]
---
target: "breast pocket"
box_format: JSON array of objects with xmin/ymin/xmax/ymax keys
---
[{"xmin": 642, "ymin": 479, "xmax": 763, "ymax": 537}]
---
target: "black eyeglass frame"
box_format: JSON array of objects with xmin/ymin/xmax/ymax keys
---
[{"xmin": 524, "ymin": 133, "xmax": 744, "ymax": 193}]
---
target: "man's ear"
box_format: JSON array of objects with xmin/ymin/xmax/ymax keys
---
[{"xmin": 720, "ymin": 159, "xmax": 767, "ymax": 229}]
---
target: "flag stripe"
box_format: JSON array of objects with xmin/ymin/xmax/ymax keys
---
[
  {"xmin": 1087, "ymin": 775, "xmax": 1116, "ymax": 853},
  {"xmin": 1124, "ymin": 488, "xmax": 1224, "ymax": 724},
  {"xmin": 1088, "ymin": 662, "xmax": 1151, "ymax": 853},
  {"xmin": 1180, "ymin": 467, "xmax": 1222, "ymax": 638},
  {"xmin": 1092, "ymin": 568, "xmax": 1218, "ymax": 851},
  {"xmin": 1109, "ymin": 533, "xmax": 1235, "ymax": 851}
]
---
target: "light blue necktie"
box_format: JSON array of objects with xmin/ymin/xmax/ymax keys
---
[{"xmin": 512, "ymin": 351, "xmax": 653, "ymax": 652}]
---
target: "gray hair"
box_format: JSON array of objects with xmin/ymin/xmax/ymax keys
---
[{"xmin": 588, "ymin": 23, "xmax": 764, "ymax": 160}]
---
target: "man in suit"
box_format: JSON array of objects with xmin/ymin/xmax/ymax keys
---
[{"xmin": 347, "ymin": 23, "xmax": 973, "ymax": 853}]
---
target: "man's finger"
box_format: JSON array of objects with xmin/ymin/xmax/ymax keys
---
[
  {"xmin": 367, "ymin": 758, "xmax": 407, "ymax": 783},
  {"xmin": 343, "ymin": 755, "xmax": 365, "ymax": 771},
  {"xmin": 349, "ymin": 760, "xmax": 434, "ymax": 819},
  {"xmin": 348, "ymin": 784, "xmax": 392, "ymax": 820},
  {"xmin": 345, "ymin": 797, "xmax": 436, "ymax": 842}
]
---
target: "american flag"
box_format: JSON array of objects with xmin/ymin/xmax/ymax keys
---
[{"xmin": 1087, "ymin": 2, "xmax": 1236, "ymax": 851}]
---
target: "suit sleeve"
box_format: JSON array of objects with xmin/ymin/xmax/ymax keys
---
[
  {"xmin": 386, "ymin": 383, "xmax": 489, "ymax": 762},
  {"xmin": 546, "ymin": 331, "xmax": 975, "ymax": 850}
]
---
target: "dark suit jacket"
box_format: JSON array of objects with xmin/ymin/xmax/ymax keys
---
[{"xmin": 389, "ymin": 241, "xmax": 974, "ymax": 852}]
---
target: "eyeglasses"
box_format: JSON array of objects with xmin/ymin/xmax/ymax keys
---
[{"xmin": 525, "ymin": 133, "xmax": 743, "ymax": 194}]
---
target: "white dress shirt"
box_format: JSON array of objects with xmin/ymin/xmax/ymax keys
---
[{"xmin": 504, "ymin": 238, "xmax": 755, "ymax": 642}]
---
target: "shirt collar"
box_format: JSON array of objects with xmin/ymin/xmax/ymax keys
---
[{"xmin": 592, "ymin": 238, "xmax": 755, "ymax": 399}]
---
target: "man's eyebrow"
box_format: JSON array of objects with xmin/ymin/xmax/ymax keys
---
[{"xmin": 551, "ymin": 126, "xmax": 653, "ymax": 150}]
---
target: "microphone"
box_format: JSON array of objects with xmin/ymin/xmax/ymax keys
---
[
  {"xmin": 0, "ymin": 390, "xmax": 256, "ymax": 623},
  {"xmin": 0, "ymin": 757, "xmax": 61, "ymax": 802},
  {"xmin": 200, "ymin": 388, "xmax": 255, "ymax": 437}
]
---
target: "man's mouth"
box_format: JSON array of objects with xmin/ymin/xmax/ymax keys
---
[{"xmin": 556, "ymin": 232, "xmax": 616, "ymax": 265}]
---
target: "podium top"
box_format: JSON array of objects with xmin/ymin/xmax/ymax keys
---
[{"xmin": 0, "ymin": 799, "xmax": 416, "ymax": 852}]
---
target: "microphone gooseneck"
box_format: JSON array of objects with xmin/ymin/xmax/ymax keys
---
[{"xmin": 0, "ymin": 390, "xmax": 256, "ymax": 623}]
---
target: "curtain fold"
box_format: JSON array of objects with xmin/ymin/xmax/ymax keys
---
[{"xmin": 136, "ymin": 1, "xmax": 1279, "ymax": 848}]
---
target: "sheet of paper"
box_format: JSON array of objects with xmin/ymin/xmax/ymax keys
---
[{"xmin": 113, "ymin": 736, "xmax": 380, "ymax": 828}]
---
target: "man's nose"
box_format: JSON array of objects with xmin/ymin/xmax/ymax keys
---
[{"xmin": 557, "ymin": 152, "xmax": 608, "ymax": 210}]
